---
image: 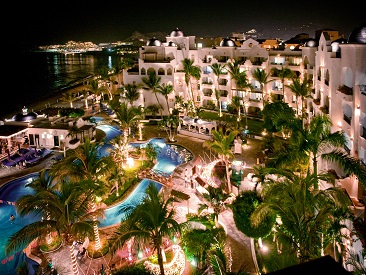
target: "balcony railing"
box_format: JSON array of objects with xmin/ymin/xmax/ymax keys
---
[
  {"xmin": 313, "ymin": 98, "xmax": 320, "ymax": 105},
  {"xmin": 320, "ymin": 105, "xmax": 329, "ymax": 114},
  {"xmin": 338, "ymin": 85, "xmax": 353, "ymax": 95},
  {"xmin": 343, "ymin": 115, "xmax": 351, "ymax": 125}
]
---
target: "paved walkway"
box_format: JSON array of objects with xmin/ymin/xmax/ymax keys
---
[{"xmin": 0, "ymin": 117, "xmax": 263, "ymax": 275}]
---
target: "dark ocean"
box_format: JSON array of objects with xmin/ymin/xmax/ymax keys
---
[{"xmin": 4, "ymin": 52, "xmax": 123, "ymax": 121}]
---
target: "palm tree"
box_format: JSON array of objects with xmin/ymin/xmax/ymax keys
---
[
  {"xmin": 60, "ymin": 90, "xmax": 78, "ymax": 108},
  {"xmin": 157, "ymin": 114, "xmax": 181, "ymax": 142},
  {"xmin": 80, "ymin": 88, "xmax": 90, "ymax": 109},
  {"xmin": 142, "ymin": 71, "xmax": 163, "ymax": 116},
  {"xmin": 252, "ymin": 67, "xmax": 274, "ymax": 103},
  {"xmin": 98, "ymin": 67, "xmax": 114, "ymax": 100},
  {"xmin": 211, "ymin": 63, "xmax": 226, "ymax": 116},
  {"xmin": 114, "ymin": 57, "xmax": 135, "ymax": 86},
  {"xmin": 110, "ymin": 183, "xmax": 181, "ymax": 275},
  {"xmin": 123, "ymin": 83, "xmax": 142, "ymax": 107},
  {"xmin": 286, "ymin": 77, "xmax": 312, "ymax": 120},
  {"xmin": 109, "ymin": 100, "xmax": 142, "ymax": 139},
  {"xmin": 6, "ymin": 180, "xmax": 100, "ymax": 275},
  {"xmin": 251, "ymin": 170, "xmax": 351, "ymax": 263},
  {"xmin": 287, "ymin": 114, "xmax": 350, "ymax": 187},
  {"xmin": 87, "ymin": 78, "xmax": 107, "ymax": 105},
  {"xmin": 51, "ymin": 138, "xmax": 115, "ymax": 251},
  {"xmin": 108, "ymin": 134, "xmax": 130, "ymax": 169},
  {"xmin": 270, "ymin": 66, "xmax": 295, "ymax": 98},
  {"xmin": 156, "ymin": 83, "xmax": 174, "ymax": 115},
  {"xmin": 226, "ymin": 59, "xmax": 241, "ymax": 82},
  {"xmin": 231, "ymin": 95, "xmax": 242, "ymax": 121},
  {"xmin": 198, "ymin": 185, "xmax": 230, "ymax": 226},
  {"xmin": 182, "ymin": 58, "xmax": 201, "ymax": 102},
  {"xmin": 203, "ymin": 129, "xmax": 238, "ymax": 193}
]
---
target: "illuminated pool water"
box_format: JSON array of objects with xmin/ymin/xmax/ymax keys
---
[{"xmin": 0, "ymin": 122, "xmax": 193, "ymax": 274}]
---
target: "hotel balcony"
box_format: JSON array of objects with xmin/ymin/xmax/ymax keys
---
[{"xmin": 337, "ymin": 85, "xmax": 353, "ymax": 102}]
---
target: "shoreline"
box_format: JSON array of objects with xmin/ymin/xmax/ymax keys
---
[{"xmin": 0, "ymin": 78, "xmax": 94, "ymax": 122}]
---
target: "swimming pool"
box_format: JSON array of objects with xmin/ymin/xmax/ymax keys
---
[{"xmin": 0, "ymin": 122, "xmax": 193, "ymax": 274}]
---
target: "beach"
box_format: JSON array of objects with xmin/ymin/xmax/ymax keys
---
[{"xmin": 1, "ymin": 81, "xmax": 91, "ymax": 121}]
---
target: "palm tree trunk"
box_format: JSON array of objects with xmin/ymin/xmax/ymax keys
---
[
  {"xmin": 225, "ymin": 159, "xmax": 232, "ymax": 193},
  {"xmin": 91, "ymin": 201, "xmax": 101, "ymax": 250},
  {"xmin": 69, "ymin": 243, "xmax": 79, "ymax": 275},
  {"xmin": 157, "ymin": 246, "xmax": 165, "ymax": 275}
]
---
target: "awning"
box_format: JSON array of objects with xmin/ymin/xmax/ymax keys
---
[{"xmin": 171, "ymin": 189, "xmax": 190, "ymax": 201}]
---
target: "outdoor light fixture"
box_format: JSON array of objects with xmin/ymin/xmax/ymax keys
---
[{"xmin": 356, "ymin": 106, "xmax": 361, "ymax": 116}]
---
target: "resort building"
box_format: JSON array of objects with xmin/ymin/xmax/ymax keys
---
[{"xmin": 121, "ymin": 23, "xmax": 366, "ymax": 207}]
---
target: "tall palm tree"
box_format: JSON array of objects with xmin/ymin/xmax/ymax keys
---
[
  {"xmin": 157, "ymin": 114, "xmax": 181, "ymax": 142},
  {"xmin": 87, "ymin": 78, "xmax": 107, "ymax": 104},
  {"xmin": 211, "ymin": 63, "xmax": 226, "ymax": 116},
  {"xmin": 123, "ymin": 83, "xmax": 142, "ymax": 107},
  {"xmin": 98, "ymin": 67, "xmax": 114, "ymax": 100},
  {"xmin": 182, "ymin": 58, "xmax": 201, "ymax": 102},
  {"xmin": 287, "ymin": 114, "xmax": 348, "ymax": 186},
  {"xmin": 142, "ymin": 71, "xmax": 163, "ymax": 116},
  {"xmin": 231, "ymin": 95, "xmax": 242, "ymax": 121},
  {"xmin": 109, "ymin": 100, "xmax": 142, "ymax": 139},
  {"xmin": 110, "ymin": 183, "xmax": 181, "ymax": 275},
  {"xmin": 198, "ymin": 185, "xmax": 230, "ymax": 226},
  {"xmin": 203, "ymin": 129, "xmax": 238, "ymax": 193},
  {"xmin": 6, "ymin": 180, "xmax": 100, "ymax": 275},
  {"xmin": 80, "ymin": 88, "xmax": 90, "ymax": 109},
  {"xmin": 51, "ymin": 138, "xmax": 115, "ymax": 250},
  {"xmin": 251, "ymin": 170, "xmax": 351, "ymax": 263},
  {"xmin": 156, "ymin": 83, "xmax": 174, "ymax": 115},
  {"xmin": 253, "ymin": 67, "xmax": 274, "ymax": 103},
  {"xmin": 270, "ymin": 66, "xmax": 295, "ymax": 98},
  {"xmin": 286, "ymin": 77, "xmax": 312, "ymax": 120},
  {"xmin": 114, "ymin": 57, "xmax": 135, "ymax": 86},
  {"xmin": 108, "ymin": 134, "xmax": 130, "ymax": 169},
  {"xmin": 60, "ymin": 91, "xmax": 78, "ymax": 108}
]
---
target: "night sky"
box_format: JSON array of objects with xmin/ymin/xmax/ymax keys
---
[{"xmin": 14, "ymin": 1, "xmax": 365, "ymax": 48}]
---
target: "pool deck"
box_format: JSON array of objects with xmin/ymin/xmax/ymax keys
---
[{"xmin": 0, "ymin": 122, "xmax": 263, "ymax": 275}]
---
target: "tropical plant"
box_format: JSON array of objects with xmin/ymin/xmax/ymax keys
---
[
  {"xmin": 60, "ymin": 90, "xmax": 78, "ymax": 108},
  {"xmin": 203, "ymin": 129, "xmax": 238, "ymax": 193},
  {"xmin": 109, "ymin": 99, "xmax": 142, "ymax": 139},
  {"xmin": 285, "ymin": 77, "xmax": 312, "ymax": 120},
  {"xmin": 157, "ymin": 114, "xmax": 181, "ymax": 142},
  {"xmin": 142, "ymin": 71, "xmax": 163, "ymax": 116},
  {"xmin": 144, "ymin": 104, "xmax": 161, "ymax": 118},
  {"xmin": 211, "ymin": 63, "xmax": 227, "ymax": 116},
  {"xmin": 156, "ymin": 83, "xmax": 174, "ymax": 115},
  {"xmin": 250, "ymin": 170, "xmax": 351, "ymax": 263},
  {"xmin": 198, "ymin": 185, "xmax": 231, "ymax": 226},
  {"xmin": 270, "ymin": 66, "xmax": 295, "ymax": 97},
  {"xmin": 109, "ymin": 183, "xmax": 182, "ymax": 275},
  {"xmin": 6, "ymin": 180, "xmax": 100, "ymax": 275},
  {"xmin": 181, "ymin": 214, "xmax": 226, "ymax": 270},
  {"xmin": 252, "ymin": 68, "xmax": 274, "ymax": 103},
  {"xmin": 123, "ymin": 83, "xmax": 143, "ymax": 107},
  {"xmin": 182, "ymin": 58, "xmax": 201, "ymax": 102},
  {"xmin": 51, "ymin": 138, "xmax": 115, "ymax": 250},
  {"xmin": 230, "ymin": 190, "xmax": 276, "ymax": 239}
]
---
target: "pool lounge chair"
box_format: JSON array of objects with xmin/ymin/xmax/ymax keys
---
[
  {"xmin": 1, "ymin": 159, "xmax": 17, "ymax": 167},
  {"xmin": 37, "ymin": 148, "xmax": 52, "ymax": 158},
  {"xmin": 25, "ymin": 154, "xmax": 42, "ymax": 165}
]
